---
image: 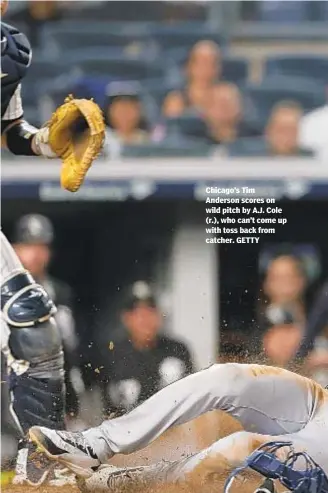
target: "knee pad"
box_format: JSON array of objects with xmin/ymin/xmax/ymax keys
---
[
  {"xmin": 9, "ymin": 372, "xmax": 65, "ymax": 433},
  {"xmin": 1, "ymin": 271, "xmax": 56, "ymax": 328},
  {"xmin": 1, "ymin": 272, "xmax": 63, "ymax": 370}
]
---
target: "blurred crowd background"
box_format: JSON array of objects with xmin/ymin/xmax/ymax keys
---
[
  {"xmin": 1, "ymin": 0, "xmax": 328, "ymax": 469},
  {"xmin": 2, "ymin": 0, "xmax": 328, "ymax": 159}
]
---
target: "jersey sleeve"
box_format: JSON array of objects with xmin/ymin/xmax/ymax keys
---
[{"xmin": 2, "ymin": 84, "xmax": 23, "ymax": 122}]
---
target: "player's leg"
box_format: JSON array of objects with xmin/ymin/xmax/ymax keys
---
[
  {"xmin": 79, "ymin": 424, "xmax": 328, "ymax": 492},
  {"xmin": 221, "ymin": 397, "xmax": 328, "ymax": 490},
  {"xmin": 1, "ymin": 231, "xmax": 66, "ymax": 483},
  {"xmin": 1, "ymin": 232, "xmax": 65, "ymax": 431},
  {"xmin": 70, "ymin": 432, "xmax": 266, "ymax": 492},
  {"xmin": 179, "ymin": 428, "xmax": 328, "ymax": 486},
  {"xmin": 29, "ymin": 363, "xmax": 314, "ymax": 477},
  {"xmin": 76, "ymin": 431, "xmax": 290, "ymax": 492},
  {"xmin": 288, "ymin": 396, "xmax": 328, "ymax": 473}
]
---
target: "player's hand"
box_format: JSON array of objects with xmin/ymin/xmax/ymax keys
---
[{"xmin": 32, "ymin": 128, "xmax": 57, "ymax": 158}]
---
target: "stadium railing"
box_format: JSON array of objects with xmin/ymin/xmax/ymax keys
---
[{"xmin": 2, "ymin": 157, "xmax": 327, "ymax": 202}]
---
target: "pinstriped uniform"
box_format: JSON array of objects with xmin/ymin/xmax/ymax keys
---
[
  {"xmin": 2, "ymin": 83, "xmax": 23, "ymax": 121},
  {"xmin": 1, "ymin": 231, "xmax": 24, "ymax": 282},
  {"xmin": 0, "ymin": 231, "xmax": 24, "ymax": 352}
]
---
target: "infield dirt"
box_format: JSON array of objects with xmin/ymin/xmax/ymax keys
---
[{"xmin": 1, "ymin": 411, "xmax": 285, "ymax": 493}]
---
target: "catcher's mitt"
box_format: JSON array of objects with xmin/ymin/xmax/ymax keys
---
[{"xmin": 48, "ymin": 95, "xmax": 105, "ymax": 192}]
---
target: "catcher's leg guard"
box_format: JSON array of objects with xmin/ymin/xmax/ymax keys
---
[
  {"xmin": 9, "ymin": 371, "xmax": 65, "ymax": 432},
  {"xmin": 1, "ymin": 271, "xmax": 65, "ymax": 433}
]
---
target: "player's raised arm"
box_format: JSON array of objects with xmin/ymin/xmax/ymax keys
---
[{"xmin": 1, "ymin": 15, "xmax": 105, "ymax": 193}]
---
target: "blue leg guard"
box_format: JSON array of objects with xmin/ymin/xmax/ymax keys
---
[
  {"xmin": 1, "ymin": 272, "xmax": 65, "ymax": 434},
  {"xmin": 224, "ymin": 441, "xmax": 328, "ymax": 493}
]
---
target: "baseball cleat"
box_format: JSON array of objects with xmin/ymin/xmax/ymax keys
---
[
  {"xmin": 29, "ymin": 426, "xmax": 100, "ymax": 478},
  {"xmin": 77, "ymin": 464, "xmax": 161, "ymax": 492},
  {"xmin": 13, "ymin": 438, "xmax": 77, "ymax": 487},
  {"xmin": 13, "ymin": 439, "xmax": 55, "ymax": 487}
]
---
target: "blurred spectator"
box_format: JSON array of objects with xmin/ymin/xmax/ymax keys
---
[
  {"xmin": 162, "ymin": 40, "xmax": 222, "ymax": 118},
  {"xmin": 296, "ymin": 280, "xmax": 328, "ymax": 358},
  {"xmin": 202, "ymin": 83, "xmax": 257, "ymax": 146},
  {"xmin": 293, "ymin": 280, "xmax": 328, "ymax": 385},
  {"xmin": 28, "ymin": 1, "xmax": 61, "ymax": 20},
  {"xmin": 258, "ymin": 254, "xmax": 307, "ymax": 366},
  {"xmin": 299, "ymin": 102, "xmax": 328, "ymax": 160},
  {"xmin": 12, "ymin": 214, "xmax": 85, "ymax": 423},
  {"xmin": 26, "ymin": 1, "xmax": 63, "ymax": 46},
  {"xmin": 265, "ymin": 101, "xmax": 313, "ymax": 156},
  {"xmin": 103, "ymin": 82, "xmax": 150, "ymax": 159},
  {"xmin": 100, "ymin": 282, "xmax": 194, "ymax": 415}
]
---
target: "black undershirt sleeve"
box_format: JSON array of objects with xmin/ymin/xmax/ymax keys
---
[{"xmin": 2, "ymin": 118, "xmax": 39, "ymax": 156}]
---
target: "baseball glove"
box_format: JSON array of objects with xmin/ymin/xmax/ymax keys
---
[{"xmin": 48, "ymin": 95, "xmax": 105, "ymax": 192}]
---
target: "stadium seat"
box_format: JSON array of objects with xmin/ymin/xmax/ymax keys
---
[
  {"xmin": 62, "ymin": 1, "xmax": 168, "ymax": 23},
  {"xmin": 70, "ymin": 54, "xmax": 165, "ymax": 82},
  {"xmin": 257, "ymin": 1, "xmax": 309, "ymax": 22},
  {"xmin": 231, "ymin": 22, "xmax": 328, "ymax": 42},
  {"xmin": 264, "ymin": 55, "xmax": 328, "ymax": 85},
  {"xmin": 165, "ymin": 114, "xmax": 208, "ymax": 140},
  {"xmin": 225, "ymin": 137, "xmax": 268, "ymax": 157},
  {"xmin": 244, "ymin": 77, "xmax": 326, "ymax": 130},
  {"xmin": 226, "ymin": 137, "xmax": 314, "ymax": 157},
  {"xmin": 40, "ymin": 24, "xmax": 155, "ymax": 60},
  {"xmin": 122, "ymin": 138, "xmax": 211, "ymax": 158},
  {"xmin": 60, "ymin": 46, "xmax": 156, "ymax": 65},
  {"xmin": 25, "ymin": 58, "xmax": 68, "ymax": 83},
  {"xmin": 222, "ymin": 58, "xmax": 249, "ymax": 84},
  {"xmin": 19, "ymin": 58, "xmax": 71, "ymax": 121},
  {"xmin": 148, "ymin": 22, "xmax": 224, "ymax": 52},
  {"xmin": 321, "ymin": 1, "xmax": 328, "ymax": 20},
  {"xmin": 41, "ymin": 20, "xmax": 128, "ymax": 34}
]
